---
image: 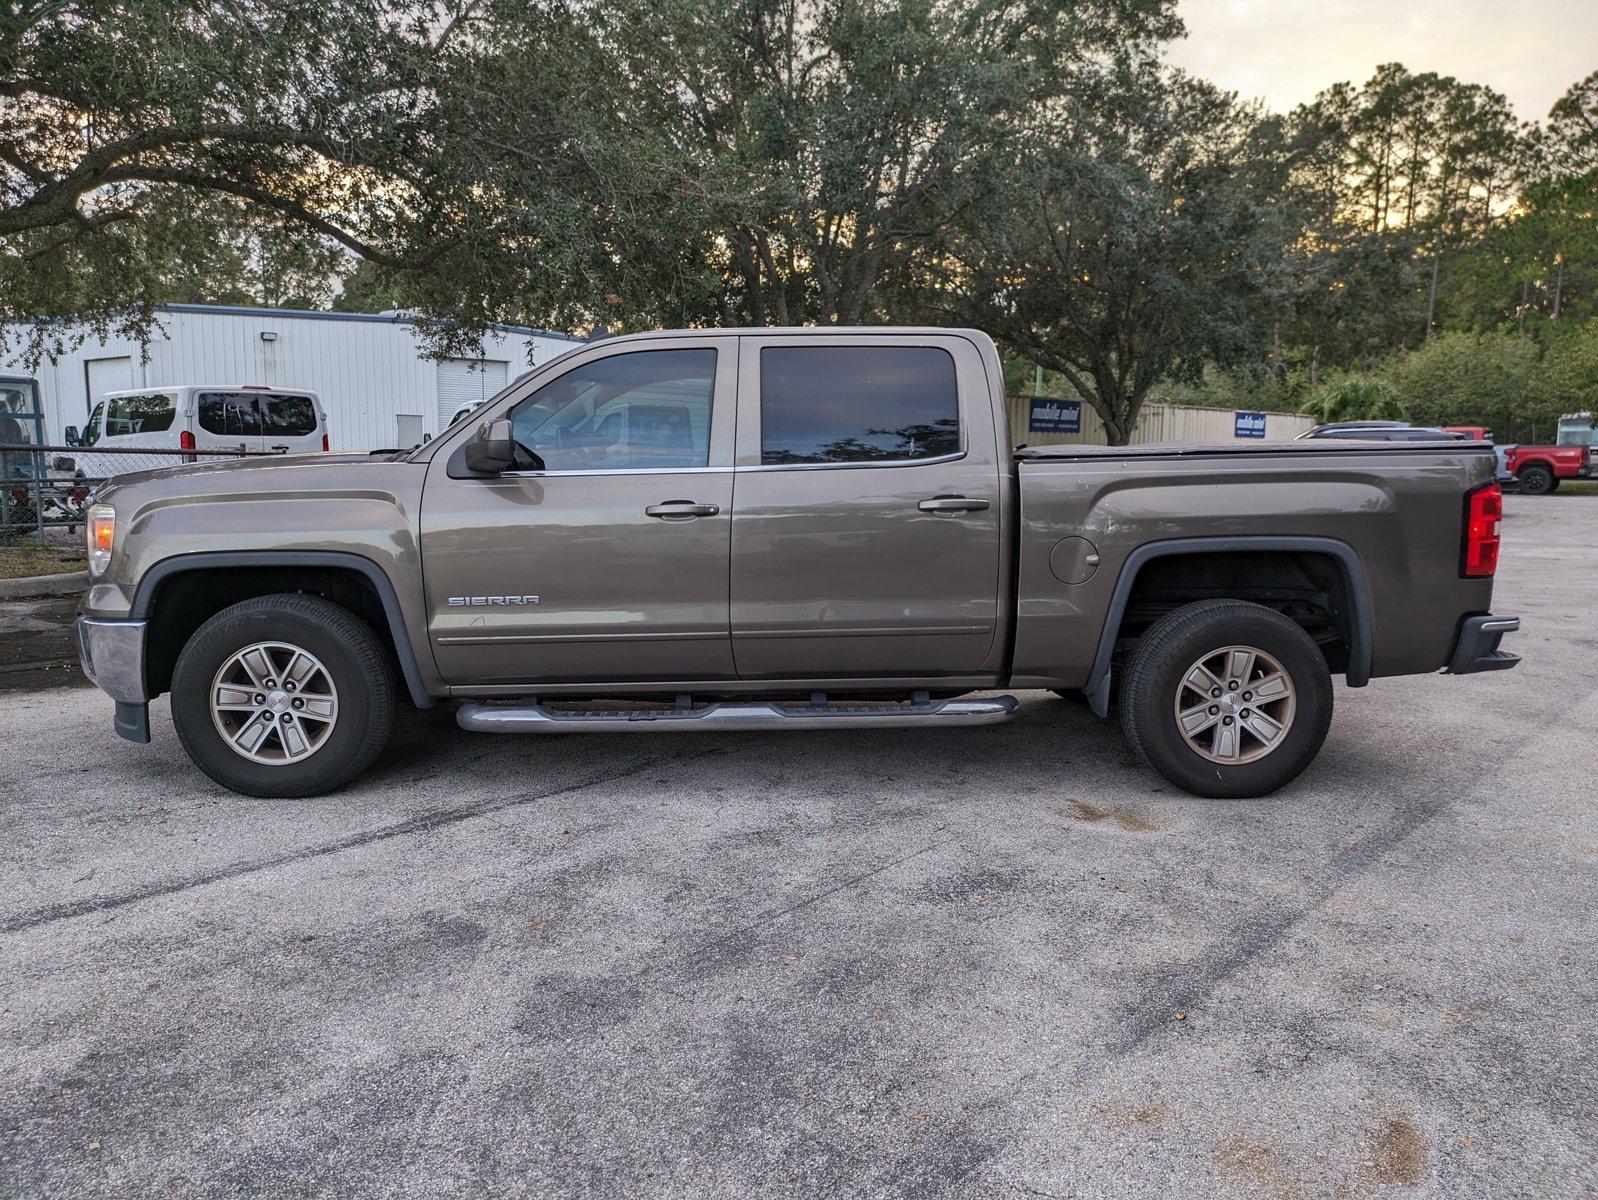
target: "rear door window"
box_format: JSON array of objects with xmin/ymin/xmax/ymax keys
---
[
  {"xmin": 759, "ymin": 345, "xmax": 959, "ymax": 465},
  {"xmin": 259, "ymin": 393, "xmax": 318, "ymax": 438},
  {"xmin": 105, "ymin": 394, "xmax": 176, "ymax": 436},
  {"xmin": 198, "ymin": 392, "xmax": 263, "ymax": 438}
]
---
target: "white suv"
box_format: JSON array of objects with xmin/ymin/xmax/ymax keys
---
[{"xmin": 74, "ymin": 386, "xmax": 330, "ymax": 454}]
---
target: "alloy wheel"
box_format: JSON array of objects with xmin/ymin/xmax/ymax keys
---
[
  {"xmin": 1173, "ymin": 644, "xmax": 1296, "ymax": 764},
  {"xmin": 210, "ymin": 641, "xmax": 339, "ymax": 765}
]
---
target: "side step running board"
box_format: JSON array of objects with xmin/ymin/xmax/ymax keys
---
[{"xmin": 456, "ymin": 695, "xmax": 1019, "ymax": 734}]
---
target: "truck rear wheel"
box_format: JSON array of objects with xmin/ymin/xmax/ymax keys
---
[
  {"xmin": 170, "ymin": 594, "xmax": 395, "ymax": 798},
  {"xmin": 1517, "ymin": 464, "xmax": 1555, "ymax": 495},
  {"xmin": 1119, "ymin": 600, "xmax": 1332, "ymax": 799}
]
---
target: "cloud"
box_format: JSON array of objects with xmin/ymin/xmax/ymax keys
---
[{"xmin": 1165, "ymin": 0, "xmax": 1598, "ymax": 119}]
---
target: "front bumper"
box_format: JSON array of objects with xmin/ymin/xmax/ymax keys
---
[
  {"xmin": 75, "ymin": 616, "xmax": 151, "ymax": 742},
  {"xmin": 1445, "ymin": 614, "xmax": 1520, "ymax": 675}
]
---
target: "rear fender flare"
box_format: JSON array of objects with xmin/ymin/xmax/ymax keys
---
[{"xmin": 1083, "ymin": 536, "xmax": 1373, "ymax": 717}]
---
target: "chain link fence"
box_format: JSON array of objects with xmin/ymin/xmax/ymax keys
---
[{"xmin": 0, "ymin": 444, "xmax": 282, "ymax": 540}]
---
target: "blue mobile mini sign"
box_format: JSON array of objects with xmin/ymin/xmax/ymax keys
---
[
  {"xmin": 1234, "ymin": 410, "xmax": 1268, "ymax": 439},
  {"xmin": 1028, "ymin": 397, "xmax": 1082, "ymax": 434}
]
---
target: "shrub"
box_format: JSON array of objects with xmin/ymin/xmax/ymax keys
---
[{"xmin": 1298, "ymin": 377, "xmax": 1406, "ymax": 424}]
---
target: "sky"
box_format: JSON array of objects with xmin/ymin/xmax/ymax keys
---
[{"xmin": 1165, "ymin": 0, "xmax": 1598, "ymax": 121}]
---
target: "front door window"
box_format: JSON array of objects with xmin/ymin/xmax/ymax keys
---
[{"xmin": 511, "ymin": 348, "xmax": 715, "ymax": 472}]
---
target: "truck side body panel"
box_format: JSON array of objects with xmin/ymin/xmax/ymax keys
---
[
  {"xmin": 1010, "ymin": 443, "xmax": 1496, "ymax": 688},
  {"xmin": 726, "ymin": 332, "xmax": 1009, "ymax": 679}
]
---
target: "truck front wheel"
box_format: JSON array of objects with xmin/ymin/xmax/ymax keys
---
[
  {"xmin": 1119, "ymin": 600, "xmax": 1332, "ymax": 799},
  {"xmin": 1517, "ymin": 464, "xmax": 1556, "ymax": 495},
  {"xmin": 170, "ymin": 594, "xmax": 396, "ymax": 798}
]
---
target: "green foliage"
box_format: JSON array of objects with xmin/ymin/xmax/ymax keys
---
[
  {"xmin": 1297, "ymin": 377, "xmax": 1406, "ymax": 424},
  {"xmin": 1383, "ymin": 331, "xmax": 1541, "ymax": 438},
  {"xmin": 1442, "ymin": 173, "xmax": 1598, "ymax": 331},
  {"xmin": 0, "ymin": 0, "xmax": 681, "ymax": 364},
  {"xmin": 0, "ymin": 0, "xmax": 1592, "ymax": 456},
  {"xmin": 1531, "ymin": 323, "xmax": 1598, "ymax": 423},
  {"xmin": 1541, "ymin": 71, "xmax": 1598, "ymax": 177},
  {"xmin": 935, "ymin": 67, "xmax": 1295, "ymax": 443},
  {"xmin": 598, "ymin": 0, "xmax": 1182, "ymax": 328}
]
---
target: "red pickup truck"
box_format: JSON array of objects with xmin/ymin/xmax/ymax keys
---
[{"xmin": 1502, "ymin": 443, "xmax": 1594, "ymax": 495}]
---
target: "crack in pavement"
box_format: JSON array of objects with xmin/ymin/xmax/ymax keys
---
[
  {"xmin": 644, "ymin": 822, "xmax": 957, "ymax": 993},
  {"xmin": 2, "ymin": 746, "xmax": 726, "ymax": 936},
  {"xmin": 1085, "ymin": 678, "xmax": 1598, "ymax": 1070},
  {"xmin": 908, "ymin": 682, "xmax": 1598, "ymax": 1196}
]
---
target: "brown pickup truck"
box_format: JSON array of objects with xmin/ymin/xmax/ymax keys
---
[{"xmin": 75, "ymin": 327, "xmax": 1519, "ymax": 800}]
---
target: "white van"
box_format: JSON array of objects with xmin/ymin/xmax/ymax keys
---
[{"xmin": 73, "ymin": 385, "xmax": 330, "ymax": 454}]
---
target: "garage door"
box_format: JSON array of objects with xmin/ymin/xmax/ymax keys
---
[
  {"xmin": 436, "ymin": 358, "xmax": 508, "ymax": 431},
  {"xmin": 85, "ymin": 356, "xmax": 135, "ymax": 411}
]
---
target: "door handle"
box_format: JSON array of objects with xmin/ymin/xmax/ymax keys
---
[
  {"xmin": 645, "ymin": 500, "xmax": 721, "ymax": 519},
  {"xmin": 269, "ymin": 444, "xmax": 289, "ymax": 453},
  {"xmin": 918, "ymin": 496, "xmax": 990, "ymax": 514}
]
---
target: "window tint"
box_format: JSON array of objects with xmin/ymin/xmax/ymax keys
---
[
  {"xmin": 82, "ymin": 402, "xmax": 104, "ymax": 446},
  {"xmin": 104, "ymin": 393, "xmax": 176, "ymax": 436},
  {"xmin": 259, "ymin": 393, "xmax": 317, "ymax": 437},
  {"xmin": 759, "ymin": 346, "xmax": 959, "ymax": 465},
  {"xmin": 198, "ymin": 392, "xmax": 263, "ymax": 438},
  {"xmin": 0, "ymin": 382, "xmax": 42, "ymax": 444},
  {"xmin": 1317, "ymin": 429, "xmax": 1396, "ymax": 440},
  {"xmin": 510, "ymin": 348, "xmax": 715, "ymax": 471}
]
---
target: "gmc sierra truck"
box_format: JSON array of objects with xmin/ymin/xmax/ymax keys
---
[{"xmin": 75, "ymin": 327, "xmax": 1520, "ymax": 800}]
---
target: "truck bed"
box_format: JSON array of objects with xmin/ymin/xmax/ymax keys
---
[{"xmin": 1008, "ymin": 438, "xmax": 1498, "ymax": 696}]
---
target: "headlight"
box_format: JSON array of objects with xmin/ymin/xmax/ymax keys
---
[{"xmin": 87, "ymin": 504, "xmax": 115, "ymax": 576}]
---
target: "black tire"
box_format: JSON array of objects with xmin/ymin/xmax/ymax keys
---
[
  {"xmin": 1517, "ymin": 464, "xmax": 1555, "ymax": 496},
  {"xmin": 1119, "ymin": 600, "xmax": 1333, "ymax": 799},
  {"xmin": 171, "ymin": 594, "xmax": 396, "ymax": 798}
]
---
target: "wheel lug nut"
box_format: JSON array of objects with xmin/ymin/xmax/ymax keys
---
[
  {"xmin": 264, "ymin": 679, "xmax": 276, "ymax": 688},
  {"xmin": 281, "ymin": 712, "xmax": 292, "ymax": 722},
  {"xmin": 1227, "ymin": 680, "xmax": 1239, "ymax": 690},
  {"xmin": 1223, "ymin": 716, "xmax": 1234, "ymax": 725},
  {"xmin": 285, "ymin": 681, "xmax": 296, "ymax": 692},
  {"xmin": 1211, "ymin": 688, "xmax": 1222, "ymax": 698},
  {"xmin": 1242, "ymin": 691, "xmax": 1252, "ymax": 700},
  {"xmin": 1241, "ymin": 709, "xmax": 1251, "ymax": 718},
  {"xmin": 291, "ymin": 698, "xmax": 304, "ymax": 709},
  {"xmin": 253, "ymin": 694, "xmax": 266, "ymax": 706},
  {"xmin": 1208, "ymin": 705, "xmax": 1219, "ymax": 715}
]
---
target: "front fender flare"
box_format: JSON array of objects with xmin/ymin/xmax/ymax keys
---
[{"xmin": 131, "ymin": 550, "xmax": 436, "ymax": 709}]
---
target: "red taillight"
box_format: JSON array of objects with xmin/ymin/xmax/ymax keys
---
[
  {"xmin": 321, "ymin": 433, "xmax": 329, "ymax": 452},
  {"xmin": 179, "ymin": 430, "xmax": 195, "ymax": 450},
  {"xmin": 1462, "ymin": 482, "xmax": 1502, "ymax": 577}
]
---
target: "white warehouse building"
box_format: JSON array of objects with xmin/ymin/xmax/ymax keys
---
[{"xmin": 3, "ymin": 303, "xmax": 582, "ymax": 451}]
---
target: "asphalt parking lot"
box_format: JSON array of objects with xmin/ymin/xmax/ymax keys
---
[{"xmin": 2, "ymin": 496, "xmax": 1595, "ymax": 1198}]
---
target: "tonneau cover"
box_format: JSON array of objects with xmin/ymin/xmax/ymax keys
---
[{"xmin": 1015, "ymin": 439, "xmax": 1493, "ymax": 462}]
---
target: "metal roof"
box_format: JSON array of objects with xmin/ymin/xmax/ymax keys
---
[{"xmin": 157, "ymin": 303, "xmax": 583, "ymax": 342}]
